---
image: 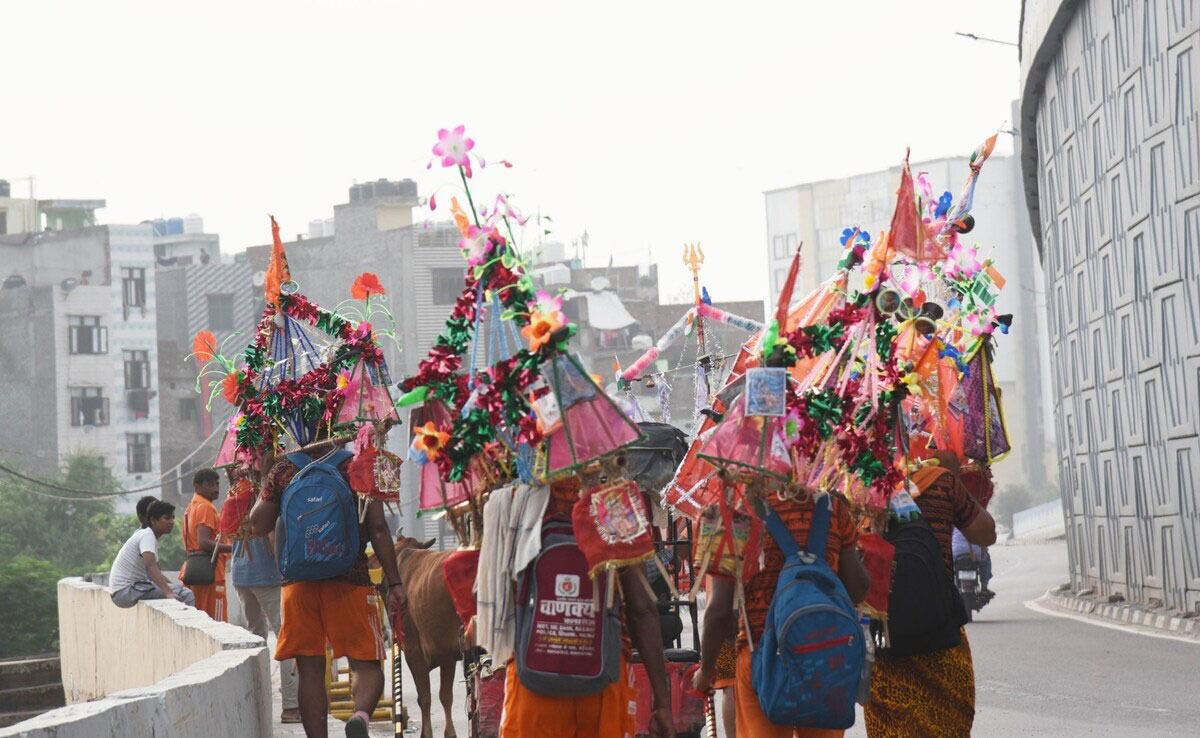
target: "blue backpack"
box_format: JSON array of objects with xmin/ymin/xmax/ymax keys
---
[
  {"xmin": 751, "ymin": 494, "xmax": 865, "ymax": 729},
  {"xmin": 275, "ymin": 450, "xmax": 359, "ymax": 581}
]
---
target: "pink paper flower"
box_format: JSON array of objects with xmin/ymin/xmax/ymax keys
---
[
  {"xmin": 432, "ymin": 125, "xmax": 474, "ymax": 168},
  {"xmin": 893, "ymin": 263, "xmax": 931, "ymax": 298},
  {"xmin": 964, "ymin": 306, "xmax": 996, "ymax": 336},
  {"xmin": 528, "ymin": 289, "xmax": 563, "ymax": 318},
  {"xmin": 943, "ymin": 242, "xmax": 983, "ymax": 280},
  {"xmin": 782, "ymin": 408, "xmax": 806, "ymax": 445},
  {"xmin": 460, "ymin": 225, "xmax": 496, "ymax": 266}
]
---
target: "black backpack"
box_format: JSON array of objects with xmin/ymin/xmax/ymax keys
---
[{"xmin": 879, "ymin": 515, "xmax": 967, "ymax": 656}]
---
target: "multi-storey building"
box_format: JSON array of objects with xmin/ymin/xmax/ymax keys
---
[
  {"xmin": 1019, "ymin": 0, "xmax": 1200, "ymax": 610},
  {"xmin": 242, "ymin": 179, "xmax": 468, "ymax": 545},
  {"xmin": 0, "ymin": 180, "xmax": 103, "ymax": 235},
  {"xmin": 763, "ymin": 151, "xmax": 1053, "ymax": 496},
  {"xmin": 0, "ymin": 222, "xmax": 162, "ymax": 497},
  {"xmin": 153, "ymin": 216, "xmax": 256, "ymax": 503}
]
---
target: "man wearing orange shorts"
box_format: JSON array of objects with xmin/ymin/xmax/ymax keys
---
[
  {"xmin": 181, "ymin": 469, "xmax": 231, "ymax": 621},
  {"xmin": 251, "ymin": 444, "xmax": 402, "ymax": 738},
  {"xmin": 693, "ymin": 492, "xmax": 870, "ymax": 737}
]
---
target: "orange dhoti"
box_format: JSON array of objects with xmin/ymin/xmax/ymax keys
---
[
  {"xmin": 734, "ymin": 646, "xmax": 845, "ymax": 738},
  {"xmin": 500, "ymin": 659, "xmax": 637, "ymax": 738}
]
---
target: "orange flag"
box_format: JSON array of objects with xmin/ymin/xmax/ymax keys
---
[{"xmin": 264, "ymin": 215, "xmax": 291, "ymax": 308}]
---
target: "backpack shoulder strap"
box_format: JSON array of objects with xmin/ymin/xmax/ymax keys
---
[
  {"xmin": 806, "ymin": 494, "xmax": 832, "ymax": 557},
  {"xmin": 760, "ymin": 502, "xmax": 802, "ymax": 560},
  {"xmin": 286, "ymin": 452, "xmax": 313, "ymax": 471},
  {"xmin": 324, "ymin": 448, "xmax": 353, "ymax": 468}
]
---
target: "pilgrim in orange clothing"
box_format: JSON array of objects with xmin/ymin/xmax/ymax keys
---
[{"xmin": 181, "ymin": 469, "xmax": 232, "ymax": 621}]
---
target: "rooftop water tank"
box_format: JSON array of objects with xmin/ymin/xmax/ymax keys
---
[
  {"xmin": 166, "ymin": 217, "xmax": 184, "ymax": 235},
  {"xmin": 308, "ymin": 219, "xmax": 324, "ymax": 239},
  {"xmin": 183, "ymin": 213, "xmax": 204, "ymax": 234},
  {"xmin": 322, "ymin": 218, "xmax": 335, "ymax": 237}
]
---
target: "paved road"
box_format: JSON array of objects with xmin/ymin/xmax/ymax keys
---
[
  {"xmin": 289, "ymin": 540, "xmax": 1200, "ymax": 737},
  {"xmin": 846, "ymin": 541, "xmax": 1200, "ymax": 737}
]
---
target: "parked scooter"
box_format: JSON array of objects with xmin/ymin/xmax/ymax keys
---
[{"xmin": 954, "ymin": 554, "xmax": 994, "ymax": 621}]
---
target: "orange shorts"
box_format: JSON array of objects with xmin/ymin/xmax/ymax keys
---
[
  {"xmin": 276, "ymin": 580, "xmax": 386, "ymax": 662},
  {"xmin": 500, "ymin": 658, "xmax": 637, "ymax": 738},
  {"xmin": 735, "ymin": 646, "xmax": 845, "ymax": 738},
  {"xmin": 191, "ymin": 582, "xmax": 227, "ymax": 622}
]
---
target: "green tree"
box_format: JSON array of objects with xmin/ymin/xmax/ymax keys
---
[
  {"xmin": 0, "ymin": 454, "xmax": 117, "ymax": 574},
  {"xmin": 0, "ymin": 556, "xmax": 62, "ymax": 657},
  {"xmin": 0, "ymin": 453, "xmax": 154, "ymax": 657},
  {"xmin": 993, "ymin": 484, "xmax": 1033, "ymax": 529}
]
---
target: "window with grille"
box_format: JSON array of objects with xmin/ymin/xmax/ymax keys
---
[
  {"xmin": 68, "ymin": 316, "xmax": 107, "ymax": 354},
  {"xmin": 431, "ymin": 268, "xmax": 463, "ymax": 305},
  {"xmin": 127, "ymin": 433, "xmax": 152, "ymax": 474},
  {"xmin": 121, "ymin": 268, "xmax": 146, "ymax": 310},
  {"xmin": 206, "ymin": 293, "xmax": 235, "ymax": 332},
  {"xmin": 124, "ymin": 350, "xmax": 150, "ymax": 389},
  {"xmin": 70, "ymin": 387, "xmax": 109, "ymax": 426}
]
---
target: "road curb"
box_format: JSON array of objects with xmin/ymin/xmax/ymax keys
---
[{"xmin": 1042, "ymin": 588, "xmax": 1200, "ymax": 640}]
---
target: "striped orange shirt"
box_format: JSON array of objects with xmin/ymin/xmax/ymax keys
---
[{"xmin": 740, "ymin": 493, "xmax": 858, "ymax": 646}]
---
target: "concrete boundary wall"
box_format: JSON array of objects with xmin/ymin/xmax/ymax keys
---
[
  {"xmin": 1012, "ymin": 499, "xmax": 1066, "ymax": 540},
  {"xmin": 0, "ymin": 578, "xmax": 270, "ymax": 737}
]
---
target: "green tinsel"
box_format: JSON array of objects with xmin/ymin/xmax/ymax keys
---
[
  {"xmin": 804, "ymin": 323, "xmax": 845, "ymax": 355},
  {"xmin": 236, "ymin": 424, "xmax": 263, "ymax": 450},
  {"xmin": 850, "ymin": 451, "xmax": 887, "ymax": 484},
  {"xmin": 316, "ymin": 310, "xmax": 347, "ymax": 337},
  {"xmin": 302, "ymin": 396, "xmax": 325, "ymax": 424},
  {"xmin": 806, "ymin": 390, "xmax": 842, "ymax": 439},
  {"xmin": 874, "ymin": 320, "xmax": 898, "ymax": 361},
  {"xmin": 244, "ymin": 345, "xmax": 266, "ymax": 371},
  {"xmin": 447, "ymin": 407, "xmax": 493, "ymax": 481}
]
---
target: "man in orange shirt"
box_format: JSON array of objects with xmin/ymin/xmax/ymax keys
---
[{"xmin": 182, "ymin": 468, "xmax": 232, "ymax": 621}]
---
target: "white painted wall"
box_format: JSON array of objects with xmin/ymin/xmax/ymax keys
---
[{"xmin": 0, "ymin": 578, "xmax": 271, "ymax": 737}]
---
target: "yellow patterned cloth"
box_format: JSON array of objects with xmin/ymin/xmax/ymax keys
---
[
  {"xmin": 864, "ymin": 628, "xmax": 975, "ymax": 737},
  {"xmin": 713, "ymin": 636, "xmax": 737, "ymax": 688}
]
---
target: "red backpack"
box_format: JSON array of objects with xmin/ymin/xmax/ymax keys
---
[{"xmin": 514, "ymin": 518, "xmax": 621, "ymax": 696}]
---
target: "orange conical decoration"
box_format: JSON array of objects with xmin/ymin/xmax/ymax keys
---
[{"xmin": 264, "ymin": 215, "xmax": 291, "ymax": 308}]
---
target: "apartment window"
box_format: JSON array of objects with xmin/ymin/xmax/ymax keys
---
[
  {"xmin": 122, "ymin": 268, "xmax": 146, "ymax": 309},
  {"xmin": 124, "ymin": 350, "xmax": 150, "ymax": 390},
  {"xmin": 206, "ymin": 293, "xmax": 235, "ymax": 332},
  {"xmin": 431, "ymin": 268, "xmax": 463, "ymax": 305},
  {"xmin": 772, "ymin": 235, "xmax": 786, "ymax": 258},
  {"xmin": 179, "ymin": 397, "xmax": 198, "ymax": 422},
  {"xmin": 784, "ymin": 233, "xmax": 797, "ymax": 258},
  {"xmin": 68, "ymin": 316, "xmax": 108, "ymax": 354},
  {"xmin": 0, "ymin": 211, "xmax": 7, "ymax": 234},
  {"xmin": 126, "ymin": 433, "xmax": 152, "ymax": 474},
  {"xmin": 70, "ymin": 387, "xmax": 109, "ymax": 426}
]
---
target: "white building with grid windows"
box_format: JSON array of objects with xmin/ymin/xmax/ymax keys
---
[{"xmin": 0, "ymin": 224, "xmax": 162, "ymax": 498}]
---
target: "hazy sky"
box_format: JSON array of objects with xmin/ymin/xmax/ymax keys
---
[{"xmin": 6, "ymin": 1, "xmax": 1021, "ymax": 302}]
